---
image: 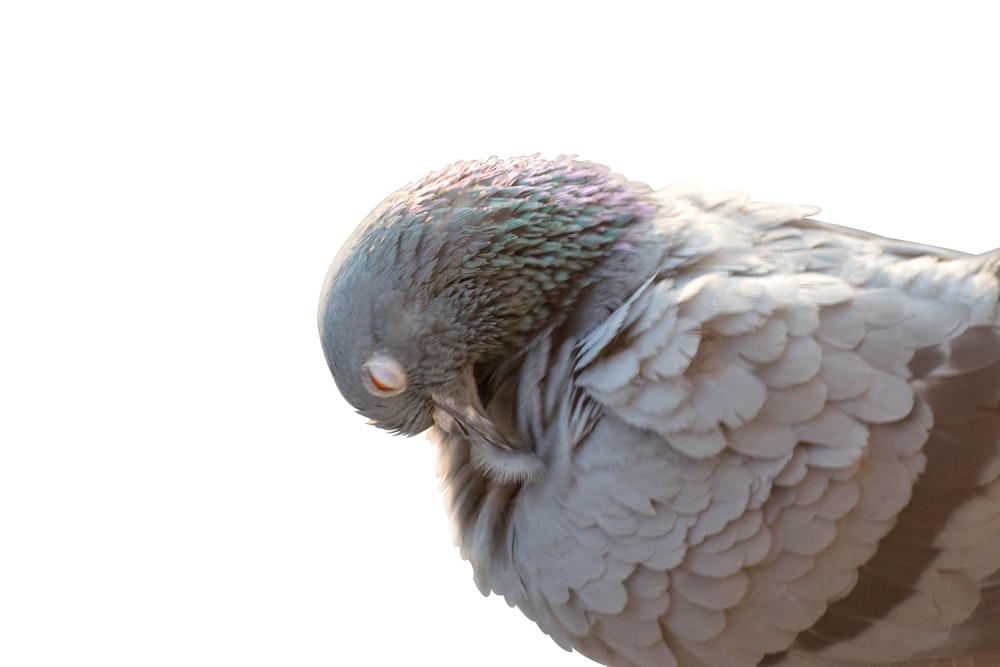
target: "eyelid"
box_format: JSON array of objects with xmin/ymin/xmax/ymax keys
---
[
  {"xmin": 369, "ymin": 372, "xmax": 395, "ymax": 392},
  {"xmin": 363, "ymin": 354, "xmax": 407, "ymax": 397}
]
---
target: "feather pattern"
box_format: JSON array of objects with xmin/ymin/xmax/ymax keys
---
[
  {"xmin": 457, "ymin": 186, "xmax": 999, "ymax": 666},
  {"xmin": 318, "ymin": 157, "xmax": 1000, "ymax": 667}
]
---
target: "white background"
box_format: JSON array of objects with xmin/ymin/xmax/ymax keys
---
[{"xmin": 2, "ymin": 2, "xmax": 998, "ymax": 665}]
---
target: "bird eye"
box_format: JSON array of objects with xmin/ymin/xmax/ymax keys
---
[{"xmin": 363, "ymin": 354, "xmax": 407, "ymax": 397}]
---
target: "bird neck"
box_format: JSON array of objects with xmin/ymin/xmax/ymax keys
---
[{"xmin": 402, "ymin": 156, "xmax": 660, "ymax": 363}]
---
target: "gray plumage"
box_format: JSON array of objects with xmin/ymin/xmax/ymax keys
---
[{"xmin": 318, "ymin": 155, "xmax": 1000, "ymax": 666}]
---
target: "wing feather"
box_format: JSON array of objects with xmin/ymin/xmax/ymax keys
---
[{"xmin": 433, "ymin": 180, "xmax": 1000, "ymax": 667}]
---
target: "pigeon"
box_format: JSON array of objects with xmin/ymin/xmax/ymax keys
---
[{"xmin": 317, "ymin": 155, "xmax": 1000, "ymax": 667}]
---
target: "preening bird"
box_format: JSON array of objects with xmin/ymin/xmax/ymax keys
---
[{"xmin": 318, "ymin": 156, "xmax": 1000, "ymax": 667}]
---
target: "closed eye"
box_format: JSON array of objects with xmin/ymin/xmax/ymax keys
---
[{"xmin": 363, "ymin": 354, "xmax": 407, "ymax": 397}]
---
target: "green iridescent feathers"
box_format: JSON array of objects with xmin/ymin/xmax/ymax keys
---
[{"xmin": 358, "ymin": 155, "xmax": 656, "ymax": 357}]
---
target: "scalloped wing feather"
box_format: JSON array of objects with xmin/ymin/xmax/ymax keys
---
[{"xmin": 433, "ymin": 183, "xmax": 1000, "ymax": 667}]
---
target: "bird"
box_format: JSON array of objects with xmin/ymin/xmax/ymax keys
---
[{"xmin": 317, "ymin": 155, "xmax": 1000, "ymax": 667}]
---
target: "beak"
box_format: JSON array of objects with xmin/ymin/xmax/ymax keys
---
[
  {"xmin": 433, "ymin": 388, "xmax": 545, "ymax": 484},
  {"xmin": 435, "ymin": 396, "xmax": 515, "ymax": 451}
]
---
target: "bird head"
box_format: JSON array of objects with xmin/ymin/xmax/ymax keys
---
[{"xmin": 318, "ymin": 155, "xmax": 656, "ymax": 437}]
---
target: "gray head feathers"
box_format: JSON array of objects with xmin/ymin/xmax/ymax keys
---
[{"xmin": 318, "ymin": 155, "xmax": 656, "ymax": 435}]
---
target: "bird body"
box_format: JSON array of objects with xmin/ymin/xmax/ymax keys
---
[{"xmin": 319, "ymin": 156, "xmax": 1000, "ymax": 666}]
